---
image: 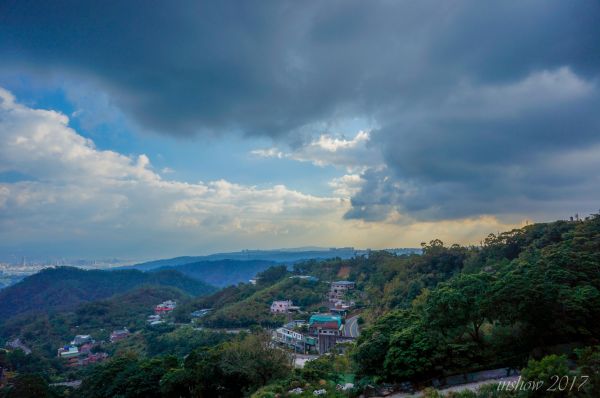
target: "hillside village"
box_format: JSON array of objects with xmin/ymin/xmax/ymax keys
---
[
  {"xmin": 271, "ymin": 280, "xmax": 359, "ymax": 356},
  {"xmin": 3, "ymin": 278, "xmax": 362, "ymax": 388},
  {"xmin": 41, "ymin": 277, "xmax": 362, "ymax": 379}
]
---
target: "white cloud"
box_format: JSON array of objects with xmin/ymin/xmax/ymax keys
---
[
  {"xmin": 314, "ymin": 130, "xmax": 370, "ymax": 152},
  {"xmin": 251, "ymin": 130, "xmax": 383, "ymax": 173},
  {"xmin": 0, "ymin": 87, "xmax": 347, "ymax": 257},
  {"xmin": 250, "ymin": 148, "xmax": 285, "ymax": 159},
  {"xmin": 328, "ymin": 174, "xmax": 365, "ymax": 198}
]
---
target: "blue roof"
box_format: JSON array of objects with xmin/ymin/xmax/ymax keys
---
[
  {"xmin": 333, "ymin": 280, "xmax": 355, "ymax": 285},
  {"xmin": 309, "ymin": 314, "xmax": 342, "ymax": 327}
]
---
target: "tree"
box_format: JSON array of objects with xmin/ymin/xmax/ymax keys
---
[
  {"xmin": 353, "ymin": 310, "xmax": 412, "ymax": 380},
  {"xmin": 520, "ymin": 355, "xmax": 571, "ymax": 398},
  {"xmin": 575, "ymin": 346, "xmax": 600, "ymax": 397},
  {"xmin": 3, "ymin": 373, "xmax": 52, "ymax": 398},
  {"xmin": 302, "ymin": 355, "xmax": 341, "ymax": 384},
  {"xmin": 425, "ymin": 273, "xmax": 493, "ymax": 345},
  {"xmin": 78, "ymin": 354, "xmax": 178, "ymax": 398},
  {"xmin": 218, "ymin": 333, "xmax": 292, "ymax": 391},
  {"xmin": 383, "ymin": 322, "xmax": 437, "ymax": 380}
]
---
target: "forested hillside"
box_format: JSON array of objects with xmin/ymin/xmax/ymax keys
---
[
  {"xmin": 353, "ymin": 216, "xmax": 600, "ymax": 385},
  {"xmin": 0, "ymin": 267, "xmax": 215, "ymax": 320}
]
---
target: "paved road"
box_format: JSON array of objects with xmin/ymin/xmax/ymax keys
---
[
  {"xmin": 344, "ymin": 315, "xmax": 360, "ymax": 338},
  {"xmin": 379, "ymin": 376, "xmax": 521, "ymax": 397}
]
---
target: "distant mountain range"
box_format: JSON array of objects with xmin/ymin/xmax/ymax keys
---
[
  {"xmin": 0, "ymin": 266, "xmax": 215, "ymax": 321},
  {"xmin": 123, "ymin": 247, "xmax": 420, "ymax": 287},
  {"xmin": 127, "ymin": 247, "xmax": 362, "ymax": 271}
]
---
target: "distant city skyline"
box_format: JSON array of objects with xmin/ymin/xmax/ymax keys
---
[{"xmin": 1, "ymin": 1, "xmax": 599, "ymax": 259}]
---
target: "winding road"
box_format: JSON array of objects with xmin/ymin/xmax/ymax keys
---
[{"xmin": 344, "ymin": 315, "xmax": 360, "ymax": 338}]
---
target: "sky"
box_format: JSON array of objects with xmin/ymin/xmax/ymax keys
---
[{"xmin": 0, "ymin": 1, "xmax": 599, "ymax": 261}]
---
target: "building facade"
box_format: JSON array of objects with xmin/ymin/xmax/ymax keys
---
[
  {"xmin": 328, "ymin": 281, "xmax": 356, "ymax": 301},
  {"xmin": 308, "ymin": 314, "xmax": 343, "ymax": 353},
  {"xmin": 272, "ymin": 327, "xmax": 316, "ymax": 353}
]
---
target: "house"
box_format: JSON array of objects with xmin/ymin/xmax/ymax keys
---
[
  {"xmin": 110, "ymin": 328, "xmax": 130, "ymax": 343},
  {"xmin": 57, "ymin": 339, "xmax": 108, "ymax": 367},
  {"xmin": 155, "ymin": 300, "xmax": 177, "ymax": 313},
  {"xmin": 57, "ymin": 345, "xmax": 79, "ymax": 359},
  {"xmin": 309, "ymin": 314, "xmax": 343, "ymax": 336},
  {"xmin": 71, "ymin": 335, "xmax": 93, "ymax": 346},
  {"xmin": 308, "ymin": 314, "xmax": 343, "ymax": 353},
  {"xmin": 328, "ymin": 281, "xmax": 356, "ymax": 301},
  {"xmin": 330, "ymin": 300, "xmax": 355, "ymax": 316},
  {"xmin": 272, "ymin": 326, "xmax": 316, "ymax": 353},
  {"xmin": 270, "ymin": 300, "xmax": 293, "ymax": 313}
]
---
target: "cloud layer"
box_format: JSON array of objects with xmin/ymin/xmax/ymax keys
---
[
  {"xmin": 0, "ymin": 89, "xmax": 526, "ymax": 258},
  {"xmin": 1, "ymin": 1, "xmax": 600, "ymax": 244}
]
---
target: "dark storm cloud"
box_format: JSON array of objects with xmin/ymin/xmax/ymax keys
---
[
  {"xmin": 347, "ymin": 73, "xmax": 600, "ymax": 222},
  {"xmin": 2, "ymin": 0, "xmax": 600, "ymax": 221}
]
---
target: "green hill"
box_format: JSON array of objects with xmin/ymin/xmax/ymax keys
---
[{"xmin": 0, "ymin": 266, "xmax": 215, "ymax": 321}]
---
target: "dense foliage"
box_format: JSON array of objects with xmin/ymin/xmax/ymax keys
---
[
  {"xmin": 78, "ymin": 333, "xmax": 291, "ymax": 398},
  {"xmin": 353, "ymin": 216, "xmax": 600, "ymax": 384}
]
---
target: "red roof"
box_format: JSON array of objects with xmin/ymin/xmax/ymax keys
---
[{"xmin": 312, "ymin": 321, "xmax": 339, "ymax": 330}]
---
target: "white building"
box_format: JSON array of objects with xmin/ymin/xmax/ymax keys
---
[{"xmin": 270, "ymin": 300, "xmax": 293, "ymax": 313}]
